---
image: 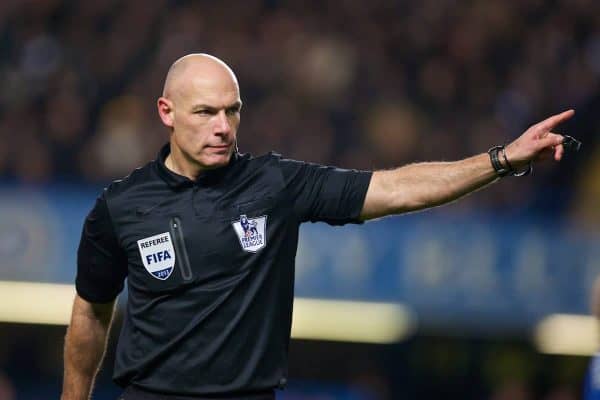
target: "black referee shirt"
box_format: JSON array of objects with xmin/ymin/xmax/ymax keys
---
[{"xmin": 76, "ymin": 144, "xmax": 372, "ymax": 396}]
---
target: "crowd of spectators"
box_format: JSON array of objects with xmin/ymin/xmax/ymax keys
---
[{"xmin": 0, "ymin": 0, "xmax": 598, "ymax": 217}]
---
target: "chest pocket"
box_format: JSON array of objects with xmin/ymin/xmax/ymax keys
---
[{"xmin": 124, "ymin": 213, "xmax": 191, "ymax": 293}]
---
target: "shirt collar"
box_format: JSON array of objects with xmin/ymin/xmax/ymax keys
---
[{"xmin": 155, "ymin": 143, "xmax": 240, "ymax": 189}]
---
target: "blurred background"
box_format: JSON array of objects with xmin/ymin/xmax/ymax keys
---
[{"xmin": 0, "ymin": 0, "xmax": 599, "ymax": 398}]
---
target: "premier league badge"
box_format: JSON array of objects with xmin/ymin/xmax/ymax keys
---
[
  {"xmin": 137, "ymin": 232, "xmax": 176, "ymax": 280},
  {"xmin": 232, "ymin": 214, "xmax": 267, "ymax": 253}
]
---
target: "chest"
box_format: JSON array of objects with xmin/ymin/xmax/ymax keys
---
[{"xmin": 115, "ymin": 186, "xmax": 290, "ymax": 292}]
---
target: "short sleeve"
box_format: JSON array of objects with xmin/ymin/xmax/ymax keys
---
[
  {"xmin": 278, "ymin": 158, "xmax": 372, "ymax": 225},
  {"xmin": 76, "ymin": 192, "xmax": 128, "ymax": 303}
]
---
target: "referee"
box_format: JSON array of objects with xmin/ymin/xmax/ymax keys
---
[{"xmin": 61, "ymin": 53, "xmax": 574, "ymax": 400}]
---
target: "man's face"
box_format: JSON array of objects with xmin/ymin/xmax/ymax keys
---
[{"xmin": 163, "ymin": 73, "xmax": 242, "ymax": 170}]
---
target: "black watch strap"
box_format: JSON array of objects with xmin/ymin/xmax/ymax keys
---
[
  {"xmin": 488, "ymin": 146, "xmax": 511, "ymax": 177},
  {"xmin": 488, "ymin": 145, "xmax": 532, "ymax": 178}
]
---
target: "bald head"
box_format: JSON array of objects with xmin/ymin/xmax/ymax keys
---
[{"xmin": 162, "ymin": 53, "xmax": 239, "ymax": 100}]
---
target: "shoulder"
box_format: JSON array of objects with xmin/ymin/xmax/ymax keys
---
[
  {"xmin": 242, "ymin": 151, "xmax": 283, "ymax": 166},
  {"xmin": 242, "ymin": 151, "xmax": 310, "ymax": 173},
  {"xmin": 100, "ymin": 160, "xmax": 159, "ymax": 208},
  {"xmin": 232, "ymin": 151, "xmax": 290, "ymax": 194},
  {"xmin": 236, "ymin": 151, "xmax": 288, "ymax": 176},
  {"xmin": 106, "ymin": 163, "xmax": 153, "ymax": 193}
]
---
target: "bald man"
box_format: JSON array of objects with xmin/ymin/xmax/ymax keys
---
[
  {"xmin": 158, "ymin": 54, "xmax": 242, "ymax": 180},
  {"xmin": 62, "ymin": 54, "xmax": 576, "ymax": 400}
]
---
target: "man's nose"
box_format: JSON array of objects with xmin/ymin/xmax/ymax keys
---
[{"xmin": 214, "ymin": 110, "xmax": 231, "ymax": 134}]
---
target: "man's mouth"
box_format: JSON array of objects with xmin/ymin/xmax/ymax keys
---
[{"xmin": 208, "ymin": 144, "xmax": 230, "ymax": 150}]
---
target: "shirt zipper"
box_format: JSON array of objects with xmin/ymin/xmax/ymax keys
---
[{"xmin": 169, "ymin": 217, "xmax": 193, "ymax": 281}]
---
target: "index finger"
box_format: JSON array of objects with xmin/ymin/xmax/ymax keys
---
[{"xmin": 538, "ymin": 109, "xmax": 575, "ymax": 130}]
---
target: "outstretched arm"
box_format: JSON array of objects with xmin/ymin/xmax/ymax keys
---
[
  {"xmin": 61, "ymin": 294, "xmax": 116, "ymax": 400},
  {"xmin": 360, "ymin": 110, "xmax": 574, "ymax": 220}
]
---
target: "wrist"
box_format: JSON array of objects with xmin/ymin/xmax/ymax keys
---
[
  {"xmin": 503, "ymin": 144, "xmax": 530, "ymax": 170},
  {"xmin": 488, "ymin": 145, "xmax": 511, "ymax": 177},
  {"xmin": 488, "ymin": 145, "xmax": 532, "ymax": 177}
]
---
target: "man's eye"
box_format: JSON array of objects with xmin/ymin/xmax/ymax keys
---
[
  {"xmin": 195, "ymin": 110, "xmax": 211, "ymax": 115},
  {"xmin": 226, "ymin": 108, "xmax": 240, "ymax": 115}
]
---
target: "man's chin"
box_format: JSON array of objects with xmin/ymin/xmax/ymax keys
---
[{"xmin": 199, "ymin": 153, "xmax": 232, "ymax": 170}]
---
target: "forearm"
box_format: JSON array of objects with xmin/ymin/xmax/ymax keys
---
[
  {"xmin": 361, "ymin": 153, "xmax": 498, "ymax": 219},
  {"xmin": 62, "ymin": 296, "xmax": 115, "ymax": 400}
]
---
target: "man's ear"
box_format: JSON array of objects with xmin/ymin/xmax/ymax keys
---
[{"xmin": 157, "ymin": 97, "xmax": 174, "ymax": 128}]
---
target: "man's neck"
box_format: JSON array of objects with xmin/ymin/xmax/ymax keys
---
[{"xmin": 165, "ymin": 148, "xmax": 204, "ymax": 181}]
